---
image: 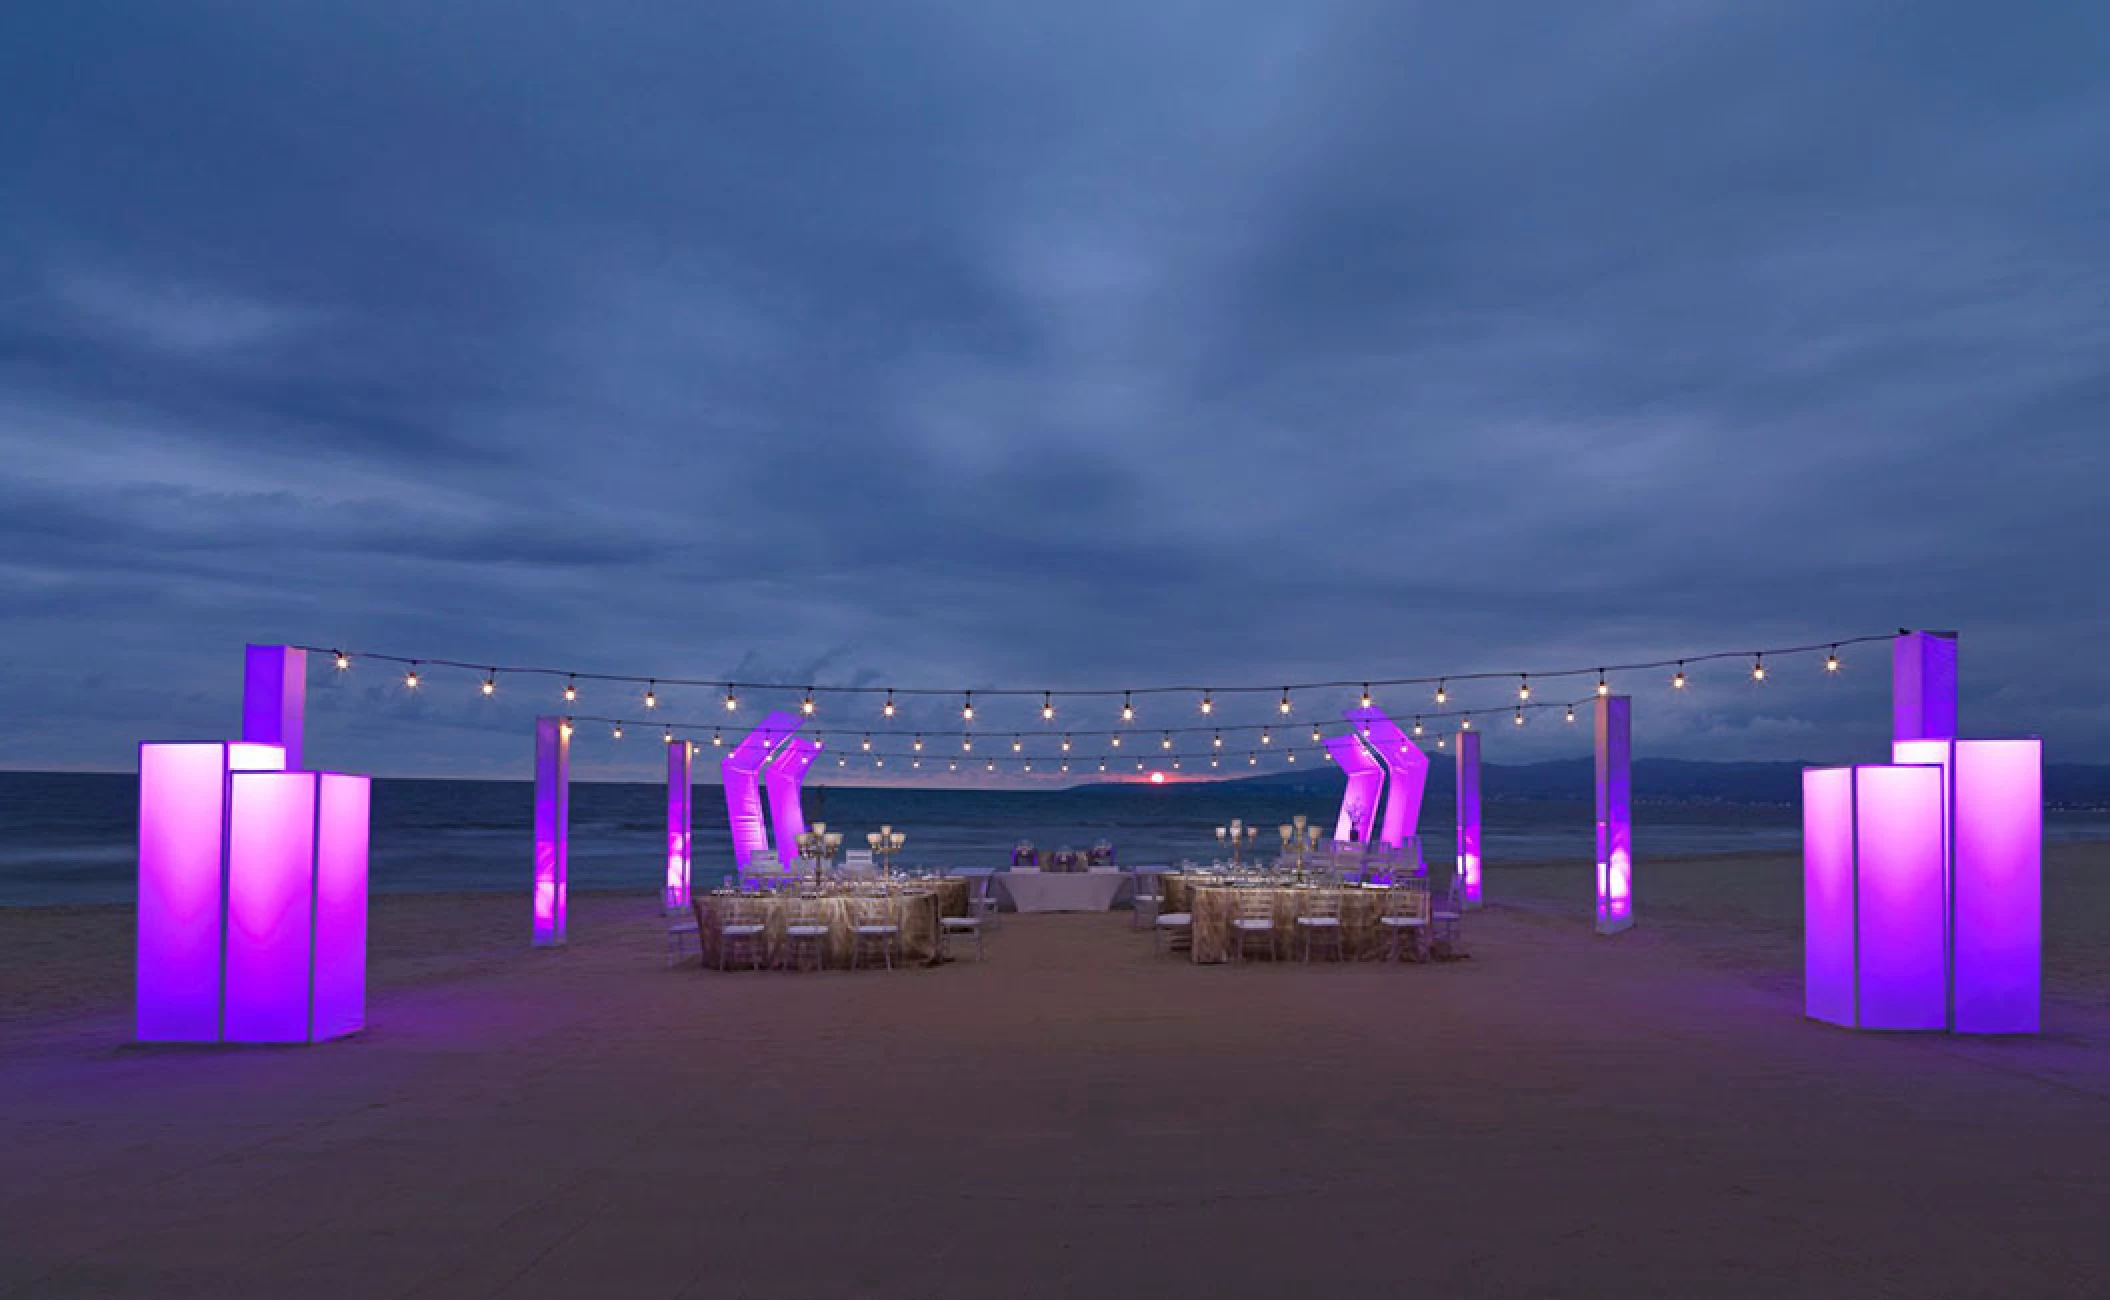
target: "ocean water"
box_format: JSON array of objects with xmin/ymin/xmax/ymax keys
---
[{"xmin": 4, "ymin": 772, "xmax": 2106, "ymax": 908}]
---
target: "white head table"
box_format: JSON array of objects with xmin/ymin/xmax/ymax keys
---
[{"xmin": 993, "ymin": 867, "xmax": 1129, "ymax": 913}]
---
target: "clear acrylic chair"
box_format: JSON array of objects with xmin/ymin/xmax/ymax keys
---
[
  {"xmin": 851, "ymin": 894, "xmax": 901, "ymax": 971},
  {"xmin": 939, "ymin": 876, "xmax": 986, "ymax": 962},
  {"xmin": 1294, "ymin": 888, "xmax": 1345, "ymax": 962},
  {"xmin": 718, "ymin": 895, "xmax": 769, "ymax": 972},
  {"xmin": 780, "ymin": 896, "xmax": 830, "ymax": 972},
  {"xmin": 1130, "ymin": 870, "xmax": 1161, "ymax": 930},
  {"xmin": 665, "ymin": 886, "xmax": 700, "ymax": 967},
  {"xmin": 1379, "ymin": 886, "xmax": 1431, "ymax": 963},
  {"xmin": 1231, "ymin": 889, "xmax": 1276, "ymax": 963}
]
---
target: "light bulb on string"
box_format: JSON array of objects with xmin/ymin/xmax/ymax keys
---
[
  {"xmin": 1672, "ymin": 663, "xmax": 1687, "ymax": 690},
  {"xmin": 662, "ymin": 728, "xmax": 672, "ymax": 744},
  {"xmin": 949, "ymin": 761, "xmax": 957, "ymax": 772},
  {"xmin": 1826, "ymin": 646, "xmax": 1841, "ymax": 674},
  {"xmin": 962, "ymin": 737, "xmax": 973, "ymax": 752},
  {"xmin": 1461, "ymin": 714, "xmax": 1472, "ymax": 730},
  {"xmin": 1061, "ymin": 735, "xmax": 1071, "ymax": 752},
  {"xmin": 1248, "ymin": 753, "xmax": 1258, "ymax": 766},
  {"xmin": 861, "ymin": 735, "xmax": 871, "ymax": 752},
  {"xmin": 1210, "ymin": 756, "xmax": 1219, "ymax": 768},
  {"xmin": 1023, "ymin": 762, "xmax": 1032, "ymax": 772},
  {"xmin": 333, "ymin": 650, "xmax": 349, "ymax": 672},
  {"xmin": 1596, "ymin": 670, "xmax": 1609, "ymax": 697},
  {"xmin": 962, "ymin": 691, "xmax": 974, "ymax": 722},
  {"xmin": 1060, "ymin": 762, "xmax": 1069, "ymax": 774},
  {"xmin": 1434, "ymin": 680, "xmax": 1447, "ymax": 705},
  {"xmin": 1518, "ymin": 675, "xmax": 1531, "ymax": 702},
  {"xmin": 1311, "ymin": 725, "xmax": 1321, "ymax": 743},
  {"xmin": 1200, "ymin": 691, "xmax": 1213, "ymax": 715},
  {"xmin": 1099, "ymin": 761, "xmax": 1108, "ymax": 772},
  {"xmin": 882, "ymin": 690, "xmax": 896, "ymax": 719},
  {"xmin": 912, "ymin": 758, "xmax": 921, "ymax": 770},
  {"xmin": 644, "ymin": 681, "xmax": 658, "ymax": 709},
  {"xmin": 1161, "ymin": 733, "xmax": 1173, "ymax": 750},
  {"xmin": 1122, "ymin": 691, "xmax": 1135, "ymax": 722},
  {"xmin": 801, "ymin": 689, "xmax": 815, "ymax": 716},
  {"xmin": 1752, "ymin": 655, "xmax": 1767, "ymax": 682},
  {"xmin": 838, "ymin": 756, "xmax": 847, "ymax": 768},
  {"xmin": 913, "ymin": 735, "xmax": 924, "ymax": 752},
  {"xmin": 987, "ymin": 760, "xmax": 996, "ymax": 773},
  {"xmin": 1565, "ymin": 705, "xmax": 1576, "ymax": 723},
  {"xmin": 1279, "ymin": 688, "xmax": 1293, "ymax": 715},
  {"xmin": 1012, "ymin": 736, "xmax": 1023, "ymax": 753},
  {"xmin": 612, "ymin": 723, "xmax": 624, "ymax": 739},
  {"xmin": 1287, "ymin": 751, "xmax": 1297, "ymax": 764},
  {"xmin": 481, "ymin": 672, "xmax": 496, "ymax": 697},
  {"xmin": 404, "ymin": 663, "xmax": 420, "ymax": 690},
  {"xmin": 1042, "ymin": 692, "xmax": 1056, "ymax": 721},
  {"xmin": 1111, "ymin": 734, "xmax": 1122, "ymax": 748},
  {"xmin": 560, "ymin": 718, "xmax": 573, "ymax": 739},
  {"xmin": 564, "ymin": 676, "xmax": 577, "ymax": 704},
  {"xmin": 875, "ymin": 757, "xmax": 885, "ymax": 769},
  {"xmin": 1261, "ymin": 728, "xmax": 1272, "ymax": 745},
  {"xmin": 1514, "ymin": 707, "xmax": 1525, "ymax": 727},
  {"xmin": 1212, "ymin": 732, "xmax": 1223, "ymax": 748},
  {"xmin": 711, "ymin": 729, "xmax": 722, "ymax": 746},
  {"xmin": 1438, "ymin": 735, "xmax": 1447, "ymax": 749},
  {"xmin": 1171, "ymin": 758, "xmax": 1181, "ymax": 770},
  {"xmin": 1412, "ymin": 717, "xmax": 1424, "ymax": 736},
  {"xmin": 1360, "ymin": 683, "xmax": 1372, "ymax": 709}
]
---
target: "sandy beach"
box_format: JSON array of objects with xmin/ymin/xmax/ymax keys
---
[{"xmin": 4, "ymin": 847, "xmax": 2108, "ymax": 1298}]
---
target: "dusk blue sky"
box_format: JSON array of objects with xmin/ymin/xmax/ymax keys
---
[{"xmin": 3, "ymin": 2, "xmax": 2106, "ymax": 780}]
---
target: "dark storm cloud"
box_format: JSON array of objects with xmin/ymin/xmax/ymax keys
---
[{"xmin": 2, "ymin": 0, "xmax": 2106, "ymax": 778}]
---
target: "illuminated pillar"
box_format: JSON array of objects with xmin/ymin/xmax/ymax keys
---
[
  {"xmin": 1322, "ymin": 733, "xmax": 1383, "ymax": 844},
  {"xmin": 1594, "ymin": 694, "xmax": 1632, "ymax": 935},
  {"xmin": 242, "ymin": 644, "xmax": 306, "ymax": 771},
  {"xmin": 224, "ymin": 769, "xmax": 370, "ymax": 1042},
  {"xmin": 723, "ymin": 711, "xmax": 803, "ymax": 871},
  {"xmin": 533, "ymin": 716, "xmax": 570, "ymax": 946},
  {"xmin": 666, "ymin": 740, "xmax": 693, "ymax": 908},
  {"xmin": 765, "ymin": 736, "xmax": 822, "ymax": 870},
  {"xmin": 1454, "ymin": 730, "xmax": 1481, "ymax": 905},
  {"xmin": 1803, "ymin": 764, "xmax": 1948, "ymax": 1029},
  {"xmin": 1344, "ymin": 707, "xmax": 1431, "ymax": 849},
  {"xmin": 1893, "ymin": 630, "xmax": 1957, "ymax": 744},
  {"xmin": 1894, "ymin": 737, "xmax": 2043, "ymax": 1034}
]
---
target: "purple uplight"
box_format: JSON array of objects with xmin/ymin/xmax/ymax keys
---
[
  {"xmin": 666, "ymin": 740, "xmax": 693, "ymax": 908},
  {"xmin": 1594, "ymin": 695, "xmax": 1632, "ymax": 934},
  {"xmin": 533, "ymin": 716, "xmax": 570, "ymax": 946},
  {"xmin": 1454, "ymin": 730, "xmax": 1481, "ymax": 903}
]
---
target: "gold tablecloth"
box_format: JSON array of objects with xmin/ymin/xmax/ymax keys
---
[
  {"xmin": 695, "ymin": 889, "xmax": 942, "ymax": 969},
  {"xmin": 1187, "ymin": 883, "xmax": 1405, "ymax": 964}
]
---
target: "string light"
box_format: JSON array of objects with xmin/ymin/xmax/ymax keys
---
[
  {"xmin": 1514, "ymin": 707, "xmax": 1525, "ymax": 727},
  {"xmin": 1099, "ymin": 761, "xmax": 1108, "ymax": 772},
  {"xmin": 1111, "ymin": 734, "xmax": 1122, "ymax": 748},
  {"xmin": 1012, "ymin": 736, "xmax": 1023, "ymax": 753},
  {"xmin": 1673, "ymin": 663, "xmax": 1687, "ymax": 690},
  {"xmin": 560, "ymin": 718, "xmax": 573, "ymax": 739},
  {"xmin": 1210, "ymin": 756, "xmax": 1219, "ymax": 768},
  {"xmin": 662, "ymin": 727, "xmax": 672, "ymax": 744},
  {"xmin": 913, "ymin": 758, "xmax": 921, "ymax": 770},
  {"xmin": 1752, "ymin": 655, "xmax": 1767, "ymax": 682},
  {"xmin": 1161, "ymin": 733, "xmax": 1173, "ymax": 750},
  {"xmin": 1249, "ymin": 753, "xmax": 1258, "ymax": 766},
  {"xmin": 1061, "ymin": 734, "xmax": 1072, "ymax": 752},
  {"xmin": 1023, "ymin": 761, "xmax": 1032, "ymax": 772},
  {"xmin": 1212, "ymin": 732, "xmax": 1223, "ymax": 748},
  {"xmin": 1042, "ymin": 692, "xmax": 1056, "ymax": 721},
  {"xmin": 1438, "ymin": 735, "xmax": 1447, "ymax": 749},
  {"xmin": 1435, "ymin": 680, "xmax": 1447, "ymax": 705},
  {"xmin": 333, "ymin": 650, "xmax": 349, "ymax": 671},
  {"xmin": 962, "ymin": 736, "xmax": 973, "ymax": 752},
  {"xmin": 913, "ymin": 735, "xmax": 924, "ymax": 751},
  {"xmin": 724, "ymin": 686, "xmax": 738, "ymax": 711},
  {"xmin": 481, "ymin": 672, "xmax": 496, "ymax": 697},
  {"xmin": 838, "ymin": 756, "xmax": 847, "ymax": 768},
  {"xmin": 883, "ymin": 690, "xmax": 896, "ymax": 719},
  {"xmin": 1060, "ymin": 761, "xmax": 1069, "ymax": 774},
  {"xmin": 1412, "ymin": 717, "xmax": 1424, "ymax": 736},
  {"xmin": 962, "ymin": 691, "xmax": 974, "ymax": 722},
  {"xmin": 861, "ymin": 735, "xmax": 871, "ymax": 752},
  {"xmin": 875, "ymin": 757, "xmax": 885, "ymax": 769},
  {"xmin": 1261, "ymin": 728, "xmax": 1272, "ymax": 745},
  {"xmin": 987, "ymin": 760, "xmax": 996, "ymax": 772},
  {"xmin": 1279, "ymin": 688, "xmax": 1292, "ymax": 715},
  {"xmin": 1287, "ymin": 751, "xmax": 1297, "ymax": 764},
  {"xmin": 801, "ymin": 689, "xmax": 816, "ymax": 716},
  {"xmin": 612, "ymin": 724, "xmax": 624, "ymax": 739},
  {"xmin": 1596, "ymin": 670, "xmax": 1609, "ymax": 697},
  {"xmin": 1200, "ymin": 691, "xmax": 1214, "ymax": 715},
  {"xmin": 1360, "ymin": 683, "xmax": 1372, "ymax": 709},
  {"xmin": 1826, "ymin": 646, "xmax": 1840, "ymax": 673},
  {"xmin": 949, "ymin": 760, "xmax": 957, "ymax": 772},
  {"xmin": 1518, "ymin": 675, "xmax": 1531, "ymax": 702},
  {"xmin": 644, "ymin": 680, "xmax": 658, "ymax": 709},
  {"xmin": 1461, "ymin": 714, "xmax": 1472, "ymax": 730},
  {"xmin": 404, "ymin": 663, "xmax": 420, "ymax": 690},
  {"xmin": 1311, "ymin": 725, "xmax": 1321, "ymax": 743},
  {"xmin": 1121, "ymin": 691, "xmax": 1135, "ymax": 722},
  {"xmin": 564, "ymin": 675, "xmax": 577, "ymax": 704},
  {"xmin": 712, "ymin": 729, "xmax": 722, "ymax": 746},
  {"xmin": 1565, "ymin": 705, "xmax": 1576, "ymax": 723}
]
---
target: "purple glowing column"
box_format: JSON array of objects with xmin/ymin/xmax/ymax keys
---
[
  {"xmin": 1455, "ymin": 730, "xmax": 1481, "ymax": 904},
  {"xmin": 224, "ymin": 768, "xmax": 370, "ymax": 1043},
  {"xmin": 1594, "ymin": 694, "xmax": 1632, "ymax": 935},
  {"xmin": 723, "ymin": 712, "xmax": 802, "ymax": 871},
  {"xmin": 1344, "ymin": 707, "xmax": 1431, "ymax": 849},
  {"xmin": 666, "ymin": 740, "xmax": 693, "ymax": 908},
  {"xmin": 242, "ymin": 644, "xmax": 307, "ymax": 771},
  {"xmin": 765, "ymin": 736, "xmax": 822, "ymax": 869},
  {"xmin": 311, "ymin": 772, "xmax": 370, "ymax": 1041},
  {"xmin": 533, "ymin": 716, "xmax": 570, "ymax": 946},
  {"xmin": 137, "ymin": 741, "xmax": 285, "ymax": 1041},
  {"xmin": 1804, "ymin": 763, "xmax": 1949, "ymax": 1030},
  {"xmin": 1322, "ymin": 733, "xmax": 1384, "ymax": 844},
  {"xmin": 1802, "ymin": 767, "xmax": 1857, "ymax": 1026},
  {"xmin": 1893, "ymin": 630, "xmax": 1958, "ymax": 743}
]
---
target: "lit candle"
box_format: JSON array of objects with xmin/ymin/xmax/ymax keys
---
[
  {"xmin": 1215, "ymin": 826, "xmax": 1227, "ymax": 841},
  {"xmin": 813, "ymin": 822, "xmax": 827, "ymax": 837},
  {"xmin": 1279, "ymin": 824, "xmax": 1292, "ymax": 844}
]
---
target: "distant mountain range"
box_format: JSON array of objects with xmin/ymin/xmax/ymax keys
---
[{"xmin": 1082, "ymin": 758, "xmax": 2110, "ymax": 808}]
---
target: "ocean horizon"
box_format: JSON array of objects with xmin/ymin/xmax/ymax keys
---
[{"xmin": 7, "ymin": 770, "xmax": 2108, "ymax": 908}]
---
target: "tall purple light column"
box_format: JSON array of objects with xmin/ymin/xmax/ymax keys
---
[
  {"xmin": 224, "ymin": 768, "xmax": 371, "ymax": 1042},
  {"xmin": 1454, "ymin": 730, "xmax": 1481, "ymax": 907},
  {"xmin": 533, "ymin": 716, "xmax": 570, "ymax": 946},
  {"xmin": 1594, "ymin": 695, "xmax": 1633, "ymax": 935},
  {"xmin": 242, "ymin": 644, "xmax": 306, "ymax": 771},
  {"xmin": 1322, "ymin": 734, "xmax": 1383, "ymax": 844},
  {"xmin": 666, "ymin": 740, "xmax": 693, "ymax": 908},
  {"xmin": 1893, "ymin": 630, "xmax": 1958, "ymax": 743},
  {"xmin": 723, "ymin": 712, "xmax": 803, "ymax": 870}
]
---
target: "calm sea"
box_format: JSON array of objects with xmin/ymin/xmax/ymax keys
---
[{"xmin": 4, "ymin": 772, "xmax": 2105, "ymax": 907}]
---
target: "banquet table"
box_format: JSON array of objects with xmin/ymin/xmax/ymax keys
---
[
  {"xmin": 695, "ymin": 887, "xmax": 942, "ymax": 968},
  {"xmin": 1179, "ymin": 880, "xmax": 1406, "ymax": 964},
  {"xmin": 996, "ymin": 869, "xmax": 1128, "ymax": 913}
]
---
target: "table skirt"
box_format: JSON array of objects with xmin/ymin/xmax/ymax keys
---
[
  {"xmin": 1187, "ymin": 884, "xmax": 1403, "ymax": 964},
  {"xmin": 696, "ymin": 890, "xmax": 942, "ymax": 969}
]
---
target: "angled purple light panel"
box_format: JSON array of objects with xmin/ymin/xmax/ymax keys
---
[
  {"xmin": 224, "ymin": 769, "xmax": 319, "ymax": 1042},
  {"xmin": 1594, "ymin": 695, "xmax": 1633, "ymax": 934},
  {"xmin": 1802, "ymin": 767, "xmax": 1857, "ymax": 1027},
  {"xmin": 1322, "ymin": 734, "xmax": 1383, "ymax": 845},
  {"xmin": 723, "ymin": 711, "xmax": 803, "ymax": 869},
  {"xmin": 533, "ymin": 717, "xmax": 570, "ymax": 946},
  {"xmin": 666, "ymin": 741, "xmax": 693, "ymax": 908},
  {"xmin": 765, "ymin": 736, "xmax": 822, "ymax": 869},
  {"xmin": 1344, "ymin": 706, "xmax": 1431, "ymax": 848},
  {"xmin": 1455, "ymin": 731, "xmax": 1481, "ymax": 904},
  {"xmin": 311, "ymin": 772, "xmax": 369, "ymax": 1041}
]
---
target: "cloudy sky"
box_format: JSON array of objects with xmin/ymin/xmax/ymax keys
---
[{"xmin": 3, "ymin": 1, "xmax": 2106, "ymax": 780}]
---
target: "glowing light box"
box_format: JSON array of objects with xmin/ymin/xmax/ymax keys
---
[
  {"xmin": 1322, "ymin": 733, "xmax": 1382, "ymax": 845},
  {"xmin": 1455, "ymin": 730, "xmax": 1481, "ymax": 907},
  {"xmin": 1803, "ymin": 763, "xmax": 1948, "ymax": 1030},
  {"xmin": 1594, "ymin": 695, "xmax": 1632, "ymax": 935},
  {"xmin": 666, "ymin": 740, "xmax": 693, "ymax": 909},
  {"xmin": 1344, "ymin": 706, "xmax": 1430, "ymax": 850},
  {"xmin": 534, "ymin": 716, "xmax": 570, "ymax": 946}
]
